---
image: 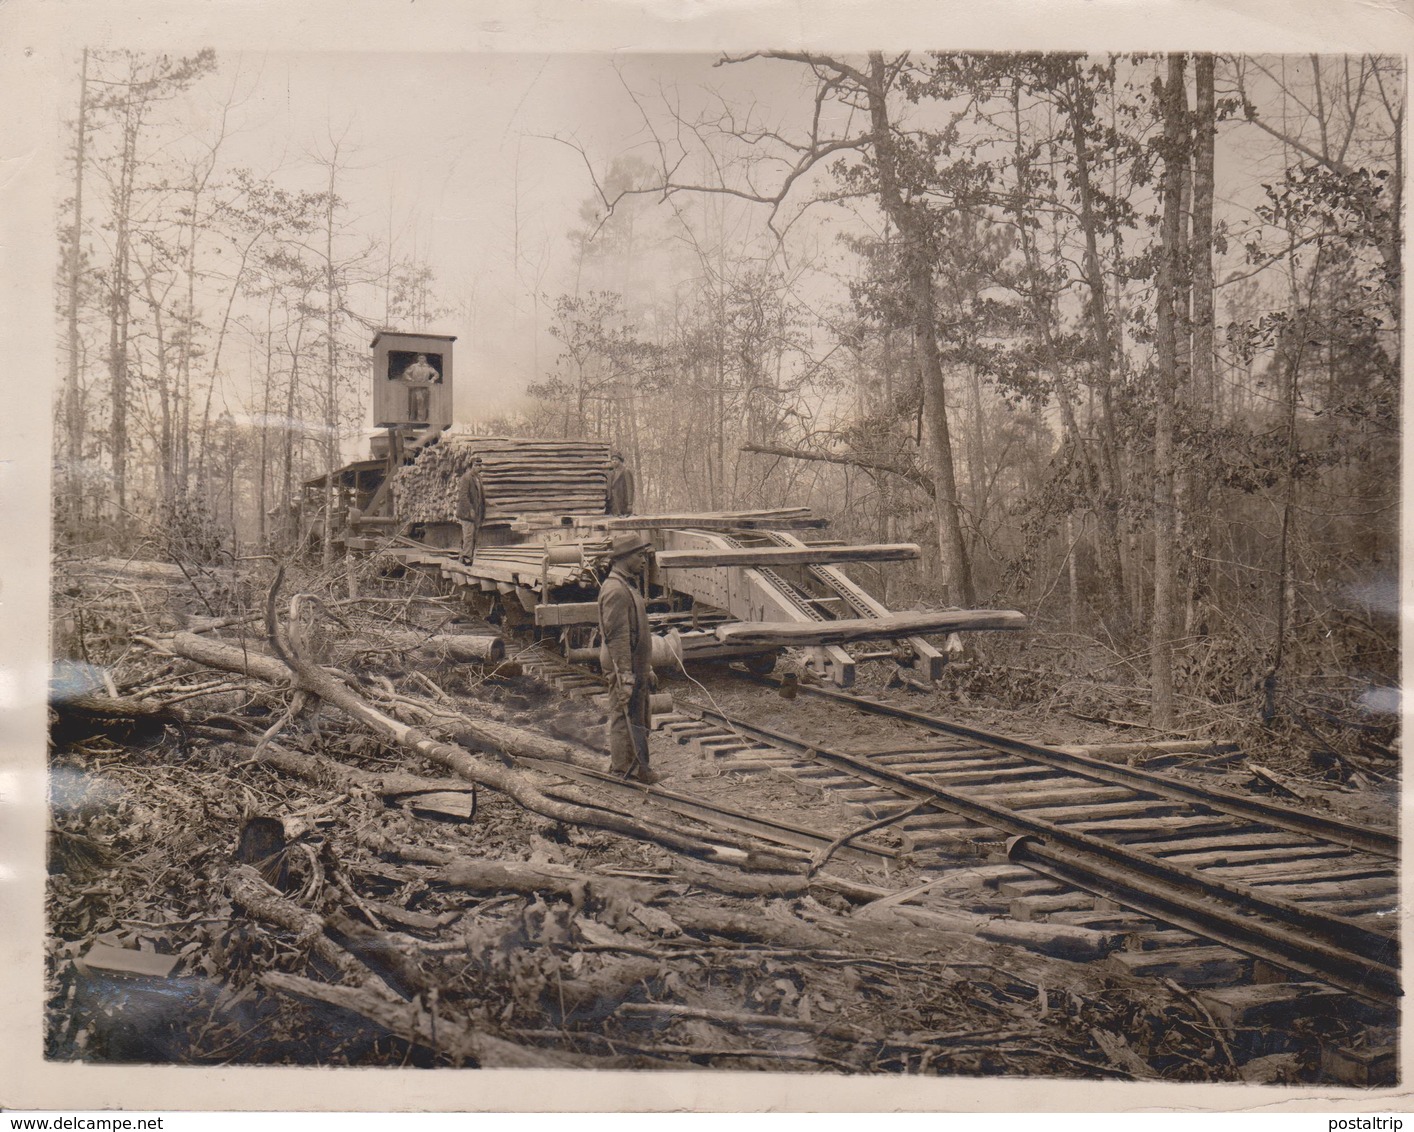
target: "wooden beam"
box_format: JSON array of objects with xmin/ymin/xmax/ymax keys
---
[
  {"xmin": 603, "ymin": 508, "xmax": 813, "ymax": 530},
  {"xmin": 601, "ymin": 516, "xmax": 830, "ymax": 532},
  {"xmin": 715, "ymin": 609, "xmax": 1027, "ymax": 646},
  {"xmin": 534, "ymin": 602, "xmax": 600, "ymax": 627},
  {"xmin": 655, "ymin": 544, "xmax": 920, "ymax": 569}
]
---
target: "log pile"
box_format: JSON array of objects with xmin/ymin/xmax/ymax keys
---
[{"xmin": 394, "ymin": 435, "xmax": 612, "ymax": 522}]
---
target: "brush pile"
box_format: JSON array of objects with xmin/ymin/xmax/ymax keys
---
[
  {"xmin": 394, "ymin": 436, "xmax": 612, "ymax": 523},
  {"xmin": 40, "ymin": 551, "xmax": 1389, "ymax": 1083}
]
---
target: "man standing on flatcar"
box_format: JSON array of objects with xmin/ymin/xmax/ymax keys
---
[
  {"xmin": 455, "ymin": 456, "xmax": 485, "ymax": 565},
  {"xmin": 606, "ymin": 451, "xmax": 635, "ymax": 516},
  {"xmin": 598, "ymin": 532, "xmax": 660, "ymax": 784}
]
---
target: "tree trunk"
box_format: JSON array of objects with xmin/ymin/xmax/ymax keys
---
[
  {"xmin": 107, "ymin": 79, "xmax": 141, "ymax": 521},
  {"xmin": 1185, "ymin": 55, "xmax": 1217, "ymax": 636},
  {"xmin": 323, "ymin": 165, "xmax": 339, "ymax": 569},
  {"xmin": 63, "ymin": 48, "xmax": 89, "ymax": 540},
  {"xmin": 1064, "ymin": 72, "xmax": 1129, "ymax": 631},
  {"xmin": 866, "ymin": 52, "xmax": 975, "ymax": 607},
  {"xmin": 1151, "ymin": 54, "xmax": 1190, "ymax": 730}
]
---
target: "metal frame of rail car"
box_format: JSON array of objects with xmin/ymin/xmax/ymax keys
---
[
  {"xmin": 653, "ymin": 528, "xmax": 863, "ymax": 686},
  {"xmin": 759, "ymin": 529, "xmax": 946, "ymax": 680}
]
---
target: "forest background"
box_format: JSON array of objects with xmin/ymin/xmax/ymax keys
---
[{"xmin": 42, "ymin": 42, "xmax": 1403, "ymax": 732}]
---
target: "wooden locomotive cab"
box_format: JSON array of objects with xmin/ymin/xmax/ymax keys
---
[{"xmin": 372, "ymin": 330, "xmax": 455, "ymax": 429}]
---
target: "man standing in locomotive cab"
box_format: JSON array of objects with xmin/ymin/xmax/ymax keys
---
[
  {"xmin": 598, "ymin": 532, "xmax": 660, "ymax": 784},
  {"xmin": 455, "ymin": 456, "xmax": 486, "ymax": 564},
  {"xmin": 400, "ymin": 352, "xmax": 440, "ymax": 421},
  {"xmin": 606, "ymin": 451, "xmax": 635, "ymax": 516}
]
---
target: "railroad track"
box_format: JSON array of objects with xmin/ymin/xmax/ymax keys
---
[
  {"xmin": 692, "ymin": 681, "xmax": 1398, "ymax": 1008},
  {"xmin": 401, "ymin": 546, "xmax": 1398, "ymax": 1079},
  {"xmin": 510, "ymin": 643, "xmax": 1399, "ymax": 1012}
]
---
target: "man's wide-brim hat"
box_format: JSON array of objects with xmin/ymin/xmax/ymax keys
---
[{"xmin": 607, "ymin": 532, "xmax": 652, "ymax": 560}]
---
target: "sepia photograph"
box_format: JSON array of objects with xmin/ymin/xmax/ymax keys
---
[{"xmin": 2, "ymin": 0, "xmax": 1409, "ymax": 1114}]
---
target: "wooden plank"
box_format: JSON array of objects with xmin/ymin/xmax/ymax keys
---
[
  {"xmin": 971, "ymin": 784, "xmax": 1136, "ymax": 808},
  {"xmin": 407, "ymin": 792, "xmax": 476, "ymax": 821},
  {"xmin": 533, "ymin": 602, "xmax": 600, "ymax": 627},
  {"xmin": 1158, "ymin": 845, "xmax": 1355, "ymax": 868},
  {"xmin": 714, "ymin": 609, "xmax": 1027, "ymax": 646},
  {"xmin": 78, "ymin": 943, "xmax": 180, "ymax": 979},
  {"xmin": 1252, "ymin": 877, "xmax": 1396, "ymax": 900},
  {"xmin": 605, "ymin": 508, "xmax": 812, "ymax": 529},
  {"xmin": 1110, "ymin": 945, "xmax": 1254, "ymax": 984},
  {"xmin": 1067, "ymin": 816, "xmax": 1240, "ymax": 838},
  {"xmin": 1123, "ymin": 832, "xmax": 1317, "ymax": 854},
  {"xmin": 657, "ymin": 543, "xmax": 920, "ymax": 569}
]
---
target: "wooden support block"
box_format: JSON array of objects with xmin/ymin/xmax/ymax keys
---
[
  {"xmin": 972, "ymin": 864, "xmax": 1048, "ymax": 887},
  {"xmin": 1194, "ymin": 983, "xmax": 1347, "ymax": 1030},
  {"xmin": 997, "ymin": 878, "xmax": 1069, "ymax": 899},
  {"xmin": 983, "ymin": 785, "xmax": 1136, "ymax": 808},
  {"xmin": 898, "ymin": 811, "xmax": 977, "ymax": 831},
  {"xmin": 1110, "ymin": 946, "xmax": 1254, "ymax": 985},
  {"xmin": 1252, "ymin": 959, "xmax": 1298, "ymax": 985},
  {"xmin": 691, "ymin": 737, "xmax": 751, "ymax": 758},
  {"xmin": 1009, "ymin": 893, "xmax": 1094, "ymax": 920},
  {"xmin": 905, "ymin": 830, "xmax": 1002, "ymax": 852},
  {"xmin": 534, "ymin": 602, "xmax": 600, "ymax": 627},
  {"xmin": 1048, "ymin": 910, "xmax": 1157, "ymax": 933},
  {"xmin": 1122, "ymin": 929, "xmax": 1203, "ymax": 951},
  {"xmin": 661, "ymin": 722, "xmax": 718, "ymax": 742},
  {"xmin": 709, "ymin": 759, "xmax": 785, "ymax": 775},
  {"xmin": 1319, "ymin": 1043, "xmax": 1397, "ymax": 1087},
  {"xmin": 1159, "ymin": 845, "xmax": 1354, "ymax": 869}
]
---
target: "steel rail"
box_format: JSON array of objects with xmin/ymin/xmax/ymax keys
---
[
  {"xmin": 689, "ymin": 703, "xmax": 1400, "ymax": 1005},
  {"xmin": 520, "ymin": 755, "xmax": 897, "ymax": 865},
  {"xmin": 738, "ymin": 675, "xmax": 1397, "ymax": 859}
]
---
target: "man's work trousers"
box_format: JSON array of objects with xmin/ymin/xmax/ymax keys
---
[
  {"xmin": 607, "ymin": 677, "xmax": 651, "ymax": 776},
  {"xmin": 460, "ymin": 520, "xmax": 479, "ymax": 563}
]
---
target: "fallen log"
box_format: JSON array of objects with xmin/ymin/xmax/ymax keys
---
[
  {"xmin": 156, "ymin": 630, "xmax": 797, "ymax": 871},
  {"xmin": 258, "ymin": 744, "xmax": 476, "ymax": 800},
  {"xmin": 619, "ymin": 1001, "xmax": 863, "ymax": 1042},
  {"xmin": 225, "ymin": 865, "xmax": 369, "ymax": 983},
  {"xmin": 739, "ymin": 441, "xmax": 934, "ymax": 496},
  {"xmin": 715, "ymin": 609, "xmax": 1028, "ymax": 647},
  {"xmin": 260, "ymin": 971, "xmax": 590, "ymax": 1068},
  {"xmin": 374, "ymin": 631, "xmax": 506, "ymax": 664},
  {"xmin": 656, "ymin": 544, "xmax": 920, "ymax": 569},
  {"xmin": 358, "ymin": 830, "xmax": 651, "ymax": 905},
  {"xmin": 77, "ymin": 556, "xmax": 233, "ymax": 585},
  {"xmin": 49, "ymin": 691, "xmax": 189, "ymax": 723},
  {"xmin": 888, "ymin": 905, "xmax": 1124, "ymax": 962},
  {"xmin": 325, "ymin": 911, "xmax": 437, "ymax": 997},
  {"xmin": 558, "ymin": 957, "xmax": 664, "ymax": 1021}
]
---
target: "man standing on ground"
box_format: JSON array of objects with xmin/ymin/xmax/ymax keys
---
[
  {"xmin": 455, "ymin": 456, "xmax": 485, "ymax": 564},
  {"xmin": 598, "ymin": 532, "xmax": 660, "ymax": 784},
  {"xmin": 606, "ymin": 452, "xmax": 635, "ymax": 516}
]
